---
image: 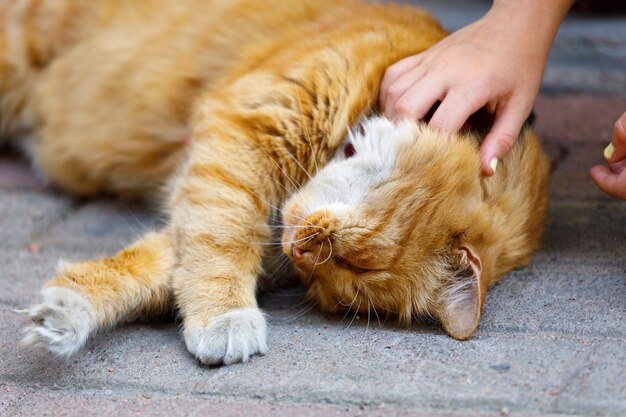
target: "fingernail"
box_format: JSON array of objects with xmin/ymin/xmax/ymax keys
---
[
  {"xmin": 490, "ymin": 158, "xmax": 498, "ymax": 174},
  {"xmin": 604, "ymin": 143, "xmax": 615, "ymax": 160}
]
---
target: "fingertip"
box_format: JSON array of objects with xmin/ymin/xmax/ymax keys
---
[
  {"xmin": 480, "ymin": 162, "xmax": 494, "ymax": 177},
  {"xmin": 603, "ymin": 143, "xmax": 615, "ymax": 161},
  {"xmin": 477, "ymin": 147, "xmax": 492, "ymax": 176},
  {"xmin": 428, "ymin": 117, "xmax": 456, "ymax": 135},
  {"xmin": 382, "ymin": 100, "xmax": 392, "ymax": 119},
  {"xmin": 481, "ymin": 105, "xmax": 528, "ymax": 162},
  {"xmin": 489, "ymin": 158, "xmax": 498, "ymax": 174},
  {"xmin": 589, "ymin": 165, "xmax": 623, "ymax": 198},
  {"xmin": 477, "ymin": 149, "xmax": 498, "ymax": 176},
  {"xmin": 607, "ymin": 112, "xmax": 626, "ymax": 161},
  {"xmin": 478, "ymin": 153, "xmax": 495, "ymax": 176},
  {"xmin": 589, "ymin": 164, "xmax": 614, "ymax": 184},
  {"xmin": 480, "ymin": 135, "xmax": 516, "ymax": 177},
  {"xmin": 392, "ymin": 98, "xmax": 421, "ymax": 123}
]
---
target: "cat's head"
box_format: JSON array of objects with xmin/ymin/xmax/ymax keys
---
[{"xmin": 281, "ymin": 117, "xmax": 490, "ymax": 340}]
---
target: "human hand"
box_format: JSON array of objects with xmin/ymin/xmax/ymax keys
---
[
  {"xmin": 589, "ymin": 111, "xmax": 626, "ymax": 201},
  {"xmin": 380, "ymin": 0, "xmax": 571, "ymax": 175}
]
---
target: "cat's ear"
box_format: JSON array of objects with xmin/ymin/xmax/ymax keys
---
[{"xmin": 438, "ymin": 246, "xmax": 482, "ymax": 340}]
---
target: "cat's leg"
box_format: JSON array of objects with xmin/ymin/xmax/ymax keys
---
[
  {"xmin": 21, "ymin": 232, "xmax": 175, "ymax": 358},
  {"xmin": 169, "ymin": 124, "xmax": 279, "ymax": 366}
]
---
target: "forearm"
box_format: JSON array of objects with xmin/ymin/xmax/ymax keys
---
[{"xmin": 488, "ymin": 0, "xmax": 574, "ymax": 56}]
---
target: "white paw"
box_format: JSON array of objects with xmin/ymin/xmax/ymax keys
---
[
  {"xmin": 19, "ymin": 287, "xmax": 94, "ymax": 358},
  {"xmin": 184, "ymin": 308, "xmax": 268, "ymax": 366}
]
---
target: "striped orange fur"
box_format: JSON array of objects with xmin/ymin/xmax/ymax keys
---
[{"xmin": 4, "ymin": 0, "xmax": 549, "ymax": 365}]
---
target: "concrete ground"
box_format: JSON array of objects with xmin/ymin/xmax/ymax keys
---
[{"xmin": 1, "ymin": 1, "xmax": 625, "ymax": 416}]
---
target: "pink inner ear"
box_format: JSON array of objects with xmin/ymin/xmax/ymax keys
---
[
  {"xmin": 344, "ymin": 143, "xmax": 356, "ymax": 158},
  {"xmin": 460, "ymin": 246, "xmax": 482, "ymax": 273}
]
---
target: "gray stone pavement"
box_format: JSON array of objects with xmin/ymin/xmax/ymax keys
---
[{"xmin": 1, "ymin": 2, "xmax": 626, "ymax": 417}]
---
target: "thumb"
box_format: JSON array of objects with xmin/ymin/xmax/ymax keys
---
[
  {"xmin": 605, "ymin": 111, "xmax": 626, "ymax": 163},
  {"xmin": 479, "ymin": 104, "xmax": 528, "ymax": 176},
  {"xmin": 589, "ymin": 165, "xmax": 626, "ymax": 200}
]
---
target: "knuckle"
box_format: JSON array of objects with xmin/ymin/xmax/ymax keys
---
[
  {"xmin": 386, "ymin": 84, "xmax": 405, "ymax": 101},
  {"xmin": 383, "ymin": 65, "xmax": 402, "ymax": 81},
  {"xmin": 393, "ymin": 100, "xmax": 414, "ymax": 119}
]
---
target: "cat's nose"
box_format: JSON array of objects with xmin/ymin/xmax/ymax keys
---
[
  {"xmin": 292, "ymin": 244, "xmax": 318, "ymax": 270},
  {"xmin": 291, "ymin": 244, "xmax": 308, "ymax": 261},
  {"xmin": 287, "ymin": 209, "xmax": 336, "ymax": 269}
]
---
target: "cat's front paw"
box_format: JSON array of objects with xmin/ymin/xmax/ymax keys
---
[
  {"xmin": 19, "ymin": 287, "xmax": 94, "ymax": 358},
  {"xmin": 184, "ymin": 308, "xmax": 267, "ymax": 366}
]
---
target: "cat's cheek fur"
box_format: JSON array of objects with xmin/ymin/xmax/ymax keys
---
[
  {"xmin": 183, "ymin": 308, "xmax": 267, "ymax": 366},
  {"xmin": 20, "ymin": 287, "xmax": 95, "ymax": 358}
]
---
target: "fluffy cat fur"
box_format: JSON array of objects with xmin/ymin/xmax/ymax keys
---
[{"xmin": 1, "ymin": 0, "xmax": 549, "ymax": 365}]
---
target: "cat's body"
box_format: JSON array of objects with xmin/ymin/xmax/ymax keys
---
[
  {"xmin": 1, "ymin": 0, "xmax": 441, "ymax": 196},
  {"xmin": 2, "ymin": 0, "xmax": 550, "ymax": 365}
]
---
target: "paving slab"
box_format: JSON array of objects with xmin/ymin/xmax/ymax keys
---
[
  {"xmin": 539, "ymin": 199, "xmax": 626, "ymax": 265},
  {"xmin": 534, "ymin": 95, "xmax": 626, "ymax": 146},
  {"xmin": 0, "ymin": 191, "xmax": 73, "ymax": 251},
  {"xmin": 547, "ymin": 144, "xmax": 613, "ymax": 200},
  {"xmin": 482, "ymin": 263, "xmax": 626, "ymax": 337},
  {"xmin": 39, "ymin": 199, "xmax": 163, "ymax": 252},
  {"xmin": 0, "ymin": 247, "xmax": 118, "ymax": 307},
  {"xmin": 552, "ymin": 341, "xmax": 626, "ymax": 416},
  {"xmin": 1, "ymin": 303, "xmax": 622, "ymax": 416},
  {"xmin": 0, "ymin": 386, "xmax": 570, "ymax": 417}
]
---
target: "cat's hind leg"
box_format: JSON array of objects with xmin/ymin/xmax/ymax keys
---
[{"xmin": 20, "ymin": 232, "xmax": 175, "ymax": 358}]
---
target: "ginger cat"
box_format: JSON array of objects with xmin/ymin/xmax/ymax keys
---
[{"xmin": 1, "ymin": 0, "xmax": 549, "ymax": 365}]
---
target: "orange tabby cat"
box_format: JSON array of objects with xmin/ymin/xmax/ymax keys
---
[{"xmin": 2, "ymin": 0, "xmax": 549, "ymax": 365}]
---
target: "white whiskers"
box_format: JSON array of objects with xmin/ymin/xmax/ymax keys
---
[
  {"xmin": 295, "ymin": 89, "xmax": 319, "ymax": 175},
  {"xmin": 341, "ymin": 292, "xmax": 359, "ymax": 321},
  {"xmin": 315, "ymin": 237, "xmax": 333, "ymax": 265},
  {"xmin": 251, "ymin": 232, "xmax": 319, "ymax": 247},
  {"xmin": 346, "ymin": 295, "xmax": 363, "ymax": 330},
  {"xmin": 282, "ymin": 298, "xmax": 318, "ymax": 323}
]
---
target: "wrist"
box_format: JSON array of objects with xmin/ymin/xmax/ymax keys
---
[
  {"xmin": 486, "ymin": 0, "xmax": 573, "ymax": 46},
  {"xmin": 490, "ymin": 0, "xmax": 573, "ymax": 22}
]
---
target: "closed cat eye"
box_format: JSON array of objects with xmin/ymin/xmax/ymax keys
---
[{"xmin": 335, "ymin": 256, "xmax": 372, "ymax": 274}]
